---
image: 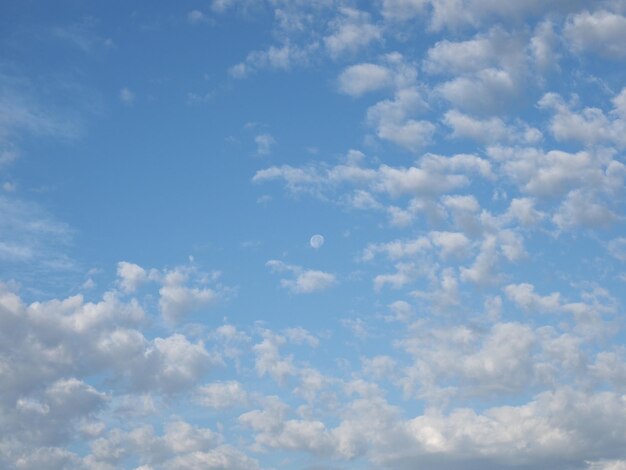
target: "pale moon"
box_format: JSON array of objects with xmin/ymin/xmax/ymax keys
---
[{"xmin": 310, "ymin": 234, "xmax": 325, "ymax": 249}]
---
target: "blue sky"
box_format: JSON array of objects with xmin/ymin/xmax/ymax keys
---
[{"xmin": 2, "ymin": 1, "xmax": 626, "ymax": 469}]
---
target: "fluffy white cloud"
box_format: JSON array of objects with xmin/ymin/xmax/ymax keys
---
[
  {"xmin": 366, "ymin": 88, "xmax": 434, "ymax": 149},
  {"xmin": 489, "ymin": 145, "xmax": 626, "ymax": 200},
  {"xmin": 429, "ymin": 231, "xmax": 471, "ymax": 258},
  {"xmin": 0, "ymin": 283, "xmax": 223, "ymax": 467},
  {"xmin": 324, "ymin": 8, "xmax": 382, "ymax": 58},
  {"xmin": 427, "ymin": 0, "xmax": 585, "ymax": 30},
  {"xmin": 255, "ymin": 150, "xmax": 492, "ymax": 202},
  {"xmin": 255, "ymin": 133, "xmax": 275, "ymax": 155},
  {"xmin": 337, "ymin": 63, "xmax": 392, "ymax": 97},
  {"xmin": 381, "ymin": 0, "xmax": 428, "ymax": 21},
  {"xmin": 229, "ymin": 42, "xmax": 317, "ymax": 78},
  {"xmin": 438, "ymin": 68, "xmax": 517, "ymax": 114},
  {"xmin": 116, "ymin": 261, "xmax": 148, "ymax": 293},
  {"xmin": 608, "ymin": 237, "xmax": 626, "ymax": 262},
  {"xmin": 505, "ymin": 197, "xmax": 545, "ymax": 226},
  {"xmin": 505, "ymin": 282, "xmax": 561, "ymax": 312},
  {"xmin": 119, "ymin": 87, "xmax": 134, "ymax": 105},
  {"xmin": 443, "ymin": 109, "xmax": 542, "ymax": 145},
  {"xmin": 196, "ymin": 381, "xmax": 248, "ymax": 409},
  {"xmin": 538, "ymin": 92, "xmax": 626, "ymax": 149},
  {"xmin": 362, "ymin": 236, "xmax": 431, "ymax": 261},
  {"xmin": 266, "ymin": 259, "xmax": 336, "ymax": 294},
  {"xmin": 564, "ymin": 10, "xmax": 626, "ymax": 59}
]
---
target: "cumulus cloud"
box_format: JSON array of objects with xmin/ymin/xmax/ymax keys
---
[
  {"xmin": 255, "ymin": 133, "xmax": 275, "ymax": 155},
  {"xmin": 159, "ymin": 268, "xmax": 218, "ymax": 323},
  {"xmin": 253, "ymin": 149, "xmax": 492, "ymax": 201},
  {"xmin": 196, "ymin": 381, "xmax": 248, "ymax": 409},
  {"xmin": 564, "ymin": 10, "xmax": 626, "ymax": 59},
  {"xmin": 115, "ymin": 262, "xmax": 224, "ymax": 322},
  {"xmin": 366, "ymin": 88, "xmax": 435, "ymax": 149},
  {"xmin": 266, "ymin": 260, "xmax": 335, "ymax": 293},
  {"xmin": 324, "ymin": 8, "xmax": 382, "ymax": 58},
  {"xmin": 119, "ymin": 87, "xmax": 135, "ymax": 105},
  {"xmin": 538, "ymin": 91, "xmax": 626, "ymax": 149},
  {"xmin": 0, "ymin": 282, "xmax": 224, "ymax": 467},
  {"xmin": 337, "ymin": 63, "xmax": 392, "ymax": 97},
  {"xmin": 443, "ymin": 109, "xmax": 542, "ymax": 145}
]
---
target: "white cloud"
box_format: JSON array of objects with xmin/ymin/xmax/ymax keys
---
[
  {"xmin": 324, "ymin": 8, "xmax": 382, "ymax": 58},
  {"xmin": 505, "ymin": 197, "xmax": 546, "ymax": 226},
  {"xmin": 229, "ymin": 42, "xmax": 318, "ymax": 78},
  {"xmin": 438, "ymin": 68, "xmax": 517, "ymax": 114},
  {"xmin": 564, "ymin": 10, "xmax": 626, "ymax": 59},
  {"xmin": 381, "ymin": 0, "xmax": 428, "ymax": 21},
  {"xmin": 86, "ymin": 420, "xmax": 259, "ymax": 469},
  {"xmin": 159, "ymin": 278, "xmax": 217, "ymax": 323},
  {"xmin": 505, "ymin": 282, "xmax": 562, "ymax": 313},
  {"xmin": 459, "ymin": 236, "xmax": 499, "ymax": 284},
  {"xmin": 116, "ymin": 261, "xmax": 148, "ymax": 293},
  {"xmin": 429, "ymin": 231, "xmax": 470, "ymax": 258},
  {"xmin": 587, "ymin": 461, "xmax": 626, "ymax": 470},
  {"xmin": 255, "ymin": 133, "xmax": 275, "ymax": 155},
  {"xmin": 187, "ymin": 10, "xmax": 212, "ymax": 24},
  {"xmin": 374, "ymin": 262, "xmax": 422, "ymax": 290},
  {"xmin": 552, "ymin": 189, "xmax": 620, "ymax": 230},
  {"xmin": 608, "ymin": 237, "xmax": 626, "ymax": 262},
  {"xmin": 253, "ymin": 331, "xmax": 296, "ymax": 383},
  {"xmin": 531, "ymin": 20, "xmax": 561, "ymax": 71},
  {"xmin": 253, "ymin": 151, "xmax": 493, "ymax": 220},
  {"xmin": 538, "ymin": 92, "xmax": 626, "ymax": 149},
  {"xmin": 366, "ymin": 88, "xmax": 434, "ymax": 149},
  {"xmin": 424, "ymin": 35, "xmax": 497, "ymax": 75},
  {"xmin": 196, "ymin": 381, "xmax": 248, "ymax": 409},
  {"xmin": 119, "ymin": 87, "xmax": 135, "ymax": 105},
  {"xmin": 443, "ymin": 109, "xmax": 542, "ymax": 144},
  {"xmin": 266, "ymin": 259, "xmax": 336, "ymax": 294},
  {"xmin": 489, "ymin": 146, "xmax": 626, "ymax": 201},
  {"xmin": 362, "ymin": 237, "xmax": 431, "ymax": 261},
  {"xmin": 427, "ymin": 0, "xmax": 585, "ymax": 31},
  {"xmin": 337, "ymin": 63, "xmax": 392, "ymax": 97}
]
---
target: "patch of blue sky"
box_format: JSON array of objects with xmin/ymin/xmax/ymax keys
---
[{"xmin": 2, "ymin": 0, "xmax": 626, "ymax": 468}]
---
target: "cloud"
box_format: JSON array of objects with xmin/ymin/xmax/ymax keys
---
[
  {"xmin": 229, "ymin": 43, "xmax": 318, "ymax": 78},
  {"xmin": 538, "ymin": 92, "xmax": 626, "ymax": 149},
  {"xmin": 324, "ymin": 8, "xmax": 382, "ymax": 58},
  {"xmin": 116, "ymin": 261, "xmax": 148, "ymax": 293},
  {"xmin": 266, "ymin": 260, "xmax": 336, "ymax": 294},
  {"xmin": 197, "ymin": 381, "xmax": 248, "ymax": 409},
  {"xmin": 429, "ymin": 231, "xmax": 471, "ymax": 258},
  {"xmin": 362, "ymin": 237, "xmax": 431, "ymax": 261},
  {"xmin": 608, "ymin": 237, "xmax": 626, "ymax": 262},
  {"xmin": 337, "ymin": 63, "xmax": 392, "ymax": 97},
  {"xmin": 381, "ymin": 0, "xmax": 428, "ymax": 21},
  {"xmin": 255, "ymin": 133, "xmax": 275, "ymax": 155},
  {"xmin": 489, "ymin": 145, "xmax": 626, "ymax": 201},
  {"xmin": 427, "ymin": 0, "xmax": 585, "ymax": 31},
  {"xmin": 115, "ymin": 262, "xmax": 224, "ymax": 322},
  {"xmin": 188, "ymin": 9, "xmax": 213, "ymax": 25},
  {"xmin": 564, "ymin": 10, "xmax": 626, "ymax": 59},
  {"xmin": 119, "ymin": 87, "xmax": 135, "ymax": 105},
  {"xmin": 253, "ymin": 150, "xmax": 493, "ymax": 226},
  {"xmin": 366, "ymin": 88, "xmax": 435, "ymax": 149},
  {"xmin": 159, "ymin": 268, "xmax": 219, "ymax": 323},
  {"xmin": 443, "ymin": 109, "xmax": 542, "ymax": 145},
  {"xmin": 438, "ymin": 68, "xmax": 517, "ymax": 114}
]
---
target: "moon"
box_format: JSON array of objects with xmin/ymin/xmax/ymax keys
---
[{"xmin": 310, "ymin": 234, "xmax": 325, "ymax": 249}]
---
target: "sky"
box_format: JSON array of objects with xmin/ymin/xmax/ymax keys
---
[{"xmin": 2, "ymin": 0, "xmax": 626, "ymax": 469}]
